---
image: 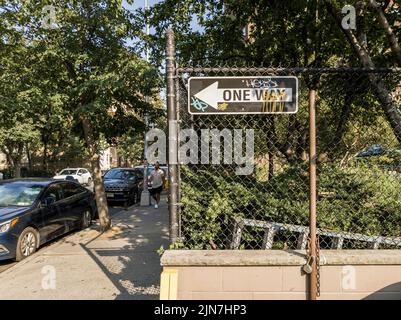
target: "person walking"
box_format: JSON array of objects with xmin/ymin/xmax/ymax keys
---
[{"xmin": 149, "ymin": 162, "xmax": 165, "ymax": 209}]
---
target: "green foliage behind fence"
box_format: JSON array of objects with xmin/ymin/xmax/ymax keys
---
[{"xmin": 180, "ymin": 163, "xmax": 401, "ymax": 249}]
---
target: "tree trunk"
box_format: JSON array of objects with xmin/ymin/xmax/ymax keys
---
[
  {"xmin": 26, "ymin": 143, "xmax": 33, "ymax": 172},
  {"xmin": 334, "ymin": 89, "xmax": 354, "ymax": 147},
  {"xmin": 297, "ymin": 127, "xmax": 308, "ymax": 162},
  {"xmin": 11, "ymin": 153, "xmax": 22, "ymax": 178},
  {"xmin": 13, "ymin": 163, "xmax": 21, "ymax": 178},
  {"xmin": 3, "ymin": 144, "xmax": 23, "ymax": 178},
  {"xmin": 42, "ymin": 135, "xmax": 49, "ymax": 172},
  {"xmin": 81, "ymin": 116, "xmax": 111, "ymax": 231},
  {"xmin": 369, "ymin": 0, "xmax": 401, "ymax": 66},
  {"xmin": 327, "ymin": 1, "xmax": 401, "ymax": 144},
  {"xmin": 276, "ymin": 115, "xmax": 304, "ymax": 163},
  {"xmin": 1, "ymin": 143, "xmax": 24, "ymax": 178},
  {"xmin": 356, "ymin": 1, "xmax": 367, "ymax": 50}
]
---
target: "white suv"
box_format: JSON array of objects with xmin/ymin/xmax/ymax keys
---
[{"xmin": 53, "ymin": 168, "xmax": 92, "ymax": 185}]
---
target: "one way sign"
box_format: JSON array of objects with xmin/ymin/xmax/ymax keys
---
[{"xmin": 188, "ymin": 76, "xmax": 298, "ymax": 115}]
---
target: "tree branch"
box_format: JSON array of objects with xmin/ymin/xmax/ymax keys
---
[
  {"xmin": 356, "ymin": 1, "xmax": 367, "ymax": 50},
  {"xmin": 326, "ymin": 1, "xmax": 374, "ymax": 68},
  {"xmin": 369, "ymin": 0, "xmax": 401, "ymax": 66},
  {"xmin": 326, "ymin": 0, "xmax": 401, "ymax": 144},
  {"xmin": 63, "ymin": 60, "xmax": 77, "ymax": 80}
]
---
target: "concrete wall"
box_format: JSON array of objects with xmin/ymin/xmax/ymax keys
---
[{"xmin": 160, "ymin": 250, "xmax": 401, "ymax": 300}]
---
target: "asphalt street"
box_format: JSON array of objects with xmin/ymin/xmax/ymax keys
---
[{"xmin": 0, "ymin": 206, "xmax": 122, "ymax": 274}]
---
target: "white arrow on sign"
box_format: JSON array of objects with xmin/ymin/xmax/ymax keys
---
[
  {"xmin": 194, "ymin": 82, "xmax": 222, "ymax": 110},
  {"xmin": 194, "ymin": 81, "xmax": 293, "ymax": 110}
]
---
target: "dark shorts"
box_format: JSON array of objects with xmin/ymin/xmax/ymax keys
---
[{"xmin": 150, "ymin": 186, "xmax": 163, "ymax": 195}]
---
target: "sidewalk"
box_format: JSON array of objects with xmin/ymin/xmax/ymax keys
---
[{"xmin": 0, "ymin": 197, "xmax": 169, "ymax": 300}]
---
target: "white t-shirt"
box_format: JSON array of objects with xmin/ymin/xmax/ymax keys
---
[{"xmin": 150, "ymin": 169, "xmax": 164, "ymax": 188}]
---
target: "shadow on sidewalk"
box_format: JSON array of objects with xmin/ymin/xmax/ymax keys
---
[{"xmin": 80, "ymin": 199, "xmax": 170, "ymax": 300}]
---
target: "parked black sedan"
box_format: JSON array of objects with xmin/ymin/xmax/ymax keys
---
[
  {"xmin": 0, "ymin": 179, "xmax": 96, "ymax": 261},
  {"xmin": 103, "ymin": 168, "xmax": 143, "ymax": 206}
]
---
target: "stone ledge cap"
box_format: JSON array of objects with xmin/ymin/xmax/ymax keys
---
[{"xmin": 161, "ymin": 250, "xmax": 401, "ymax": 266}]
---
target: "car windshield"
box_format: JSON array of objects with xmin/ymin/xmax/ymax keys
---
[
  {"xmin": 0, "ymin": 183, "xmax": 44, "ymax": 207},
  {"xmin": 59, "ymin": 169, "xmax": 78, "ymax": 175},
  {"xmin": 104, "ymin": 169, "xmax": 132, "ymax": 180}
]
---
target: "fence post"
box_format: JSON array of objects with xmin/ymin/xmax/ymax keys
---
[
  {"xmin": 166, "ymin": 29, "xmax": 180, "ymax": 243},
  {"xmin": 308, "ymin": 87, "xmax": 318, "ymax": 300},
  {"xmin": 175, "ymin": 72, "xmax": 182, "ymax": 239}
]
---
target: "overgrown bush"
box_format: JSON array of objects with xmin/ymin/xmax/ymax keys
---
[{"xmin": 180, "ymin": 163, "xmax": 401, "ymax": 249}]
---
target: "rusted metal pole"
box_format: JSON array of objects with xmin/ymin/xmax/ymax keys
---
[
  {"xmin": 175, "ymin": 74, "xmax": 182, "ymax": 239},
  {"xmin": 309, "ymin": 88, "xmax": 318, "ymax": 300},
  {"xmin": 166, "ymin": 29, "xmax": 179, "ymax": 243}
]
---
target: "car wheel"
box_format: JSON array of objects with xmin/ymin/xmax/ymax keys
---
[
  {"xmin": 80, "ymin": 209, "xmax": 92, "ymax": 230},
  {"xmin": 87, "ymin": 177, "xmax": 92, "ymax": 187},
  {"xmin": 15, "ymin": 227, "xmax": 38, "ymax": 262}
]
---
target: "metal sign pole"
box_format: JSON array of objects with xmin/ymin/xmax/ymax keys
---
[
  {"xmin": 166, "ymin": 29, "xmax": 179, "ymax": 243},
  {"xmin": 309, "ymin": 88, "xmax": 318, "ymax": 300}
]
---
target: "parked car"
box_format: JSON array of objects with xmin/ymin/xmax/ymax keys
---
[
  {"xmin": 134, "ymin": 165, "xmax": 168, "ymax": 190},
  {"xmin": 0, "ymin": 179, "xmax": 97, "ymax": 261},
  {"xmin": 103, "ymin": 168, "xmax": 143, "ymax": 205},
  {"xmin": 53, "ymin": 168, "xmax": 92, "ymax": 186}
]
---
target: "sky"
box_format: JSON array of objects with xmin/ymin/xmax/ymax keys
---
[{"xmin": 123, "ymin": 0, "xmax": 203, "ymax": 36}]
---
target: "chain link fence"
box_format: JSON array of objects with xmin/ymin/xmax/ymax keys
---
[{"xmin": 172, "ymin": 64, "xmax": 401, "ymax": 251}]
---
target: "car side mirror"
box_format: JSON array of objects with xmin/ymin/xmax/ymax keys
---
[{"xmin": 42, "ymin": 197, "xmax": 55, "ymax": 207}]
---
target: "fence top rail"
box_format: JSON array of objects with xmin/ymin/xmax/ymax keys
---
[
  {"xmin": 236, "ymin": 217, "xmax": 401, "ymax": 246},
  {"xmin": 176, "ymin": 66, "xmax": 401, "ymax": 74}
]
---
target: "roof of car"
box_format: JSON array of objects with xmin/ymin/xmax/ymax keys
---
[
  {"xmin": 134, "ymin": 165, "xmax": 167, "ymax": 168},
  {"xmin": 60, "ymin": 168, "xmax": 86, "ymax": 170},
  {"xmin": 108, "ymin": 167, "xmax": 140, "ymax": 171}
]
